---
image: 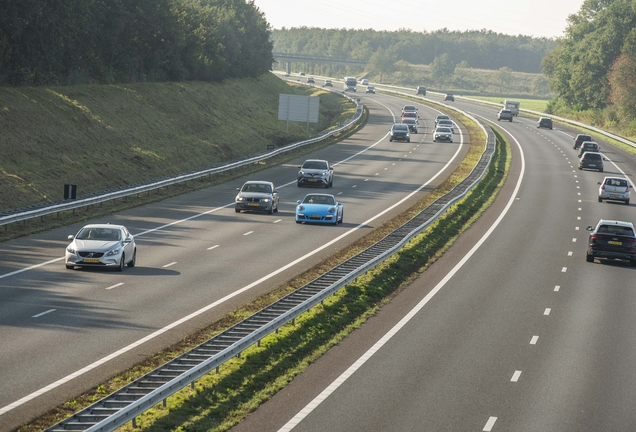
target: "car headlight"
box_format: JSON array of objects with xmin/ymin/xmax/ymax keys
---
[
  {"xmin": 321, "ymin": 172, "xmax": 328, "ymax": 177},
  {"xmin": 262, "ymin": 198, "xmax": 270, "ymax": 203},
  {"xmin": 328, "ymin": 207, "xmax": 335, "ymax": 213},
  {"xmin": 299, "ymin": 171, "xmax": 305, "ymax": 176},
  {"xmin": 236, "ymin": 196, "xmax": 245, "ymax": 202},
  {"xmin": 297, "ymin": 205, "xmax": 304, "ymax": 211},
  {"xmin": 67, "ymin": 245, "xmax": 76, "ymax": 254},
  {"xmin": 106, "ymin": 247, "xmax": 121, "ymax": 256}
]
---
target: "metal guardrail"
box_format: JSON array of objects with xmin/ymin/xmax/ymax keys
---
[
  {"xmin": 0, "ymin": 94, "xmax": 363, "ymax": 228},
  {"xmin": 46, "ymin": 104, "xmax": 496, "ymax": 431}
]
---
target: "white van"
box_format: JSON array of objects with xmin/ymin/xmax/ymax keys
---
[{"xmin": 504, "ymin": 100, "xmax": 520, "ymax": 116}]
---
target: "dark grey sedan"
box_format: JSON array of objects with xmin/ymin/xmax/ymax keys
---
[{"xmin": 235, "ymin": 181, "xmax": 279, "ymax": 214}]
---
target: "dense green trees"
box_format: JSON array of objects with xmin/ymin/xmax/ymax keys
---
[
  {"xmin": 272, "ymin": 28, "xmax": 556, "ymax": 74},
  {"xmin": 543, "ymin": 0, "xmax": 636, "ymax": 111},
  {"xmin": 0, "ymin": 0, "xmax": 273, "ymax": 86}
]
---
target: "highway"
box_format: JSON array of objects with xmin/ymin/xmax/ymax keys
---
[
  {"xmin": 231, "ymin": 90, "xmax": 636, "ymax": 431},
  {"xmin": 0, "ymin": 88, "xmax": 470, "ymax": 430}
]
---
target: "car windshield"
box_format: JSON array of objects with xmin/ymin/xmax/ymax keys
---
[
  {"xmin": 436, "ymin": 116, "xmax": 449, "ymax": 121},
  {"xmin": 436, "ymin": 127, "xmax": 451, "ymax": 133},
  {"xmin": 393, "ymin": 125, "xmax": 408, "ymax": 131},
  {"xmin": 303, "ymin": 195, "xmax": 335, "ymax": 205},
  {"xmin": 606, "ymin": 178, "xmax": 628, "ymax": 187},
  {"xmin": 403, "ymin": 106, "xmax": 416, "ymax": 111},
  {"xmin": 438, "ymin": 120, "xmax": 452, "ymax": 125},
  {"xmin": 501, "ymin": 110, "xmax": 511, "ymax": 114},
  {"xmin": 242, "ymin": 183, "xmax": 272, "ymax": 193},
  {"xmin": 76, "ymin": 228, "xmax": 121, "ymax": 241},
  {"xmin": 302, "ymin": 161, "xmax": 328, "ymax": 170},
  {"xmin": 597, "ymin": 225, "xmax": 635, "ymax": 236}
]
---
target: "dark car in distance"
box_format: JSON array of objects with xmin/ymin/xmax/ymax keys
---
[
  {"xmin": 586, "ymin": 219, "xmax": 636, "ymax": 266},
  {"xmin": 389, "ymin": 123, "xmax": 411, "ymax": 142},
  {"xmin": 574, "ymin": 134, "xmax": 592, "ymax": 149},
  {"xmin": 538, "ymin": 117, "xmax": 553, "ymax": 129},
  {"xmin": 577, "ymin": 141, "xmax": 601, "ymax": 158},
  {"xmin": 416, "ymin": 86, "xmax": 427, "ymax": 95},
  {"xmin": 444, "ymin": 94, "xmax": 455, "ymax": 102}
]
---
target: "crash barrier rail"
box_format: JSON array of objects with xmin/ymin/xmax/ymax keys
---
[
  {"xmin": 0, "ymin": 94, "xmax": 362, "ymax": 228},
  {"xmin": 369, "ymin": 81, "xmax": 636, "ymax": 150},
  {"xmin": 47, "ymin": 106, "xmax": 496, "ymax": 431}
]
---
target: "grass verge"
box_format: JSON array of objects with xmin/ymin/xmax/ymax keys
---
[{"xmin": 22, "ymin": 115, "xmax": 510, "ymax": 431}]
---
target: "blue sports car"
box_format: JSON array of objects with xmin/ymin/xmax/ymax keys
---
[{"xmin": 295, "ymin": 193, "xmax": 343, "ymax": 225}]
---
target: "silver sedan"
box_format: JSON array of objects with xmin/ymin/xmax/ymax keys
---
[
  {"xmin": 65, "ymin": 224, "xmax": 136, "ymax": 271},
  {"xmin": 235, "ymin": 181, "xmax": 279, "ymax": 214}
]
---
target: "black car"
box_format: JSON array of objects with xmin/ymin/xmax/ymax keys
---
[
  {"xmin": 444, "ymin": 94, "xmax": 455, "ymax": 102},
  {"xmin": 586, "ymin": 219, "xmax": 636, "ymax": 266},
  {"xmin": 538, "ymin": 117, "xmax": 553, "ymax": 129},
  {"xmin": 574, "ymin": 134, "xmax": 592, "ymax": 149},
  {"xmin": 307, "ymin": 77, "xmax": 315, "ymax": 83},
  {"xmin": 578, "ymin": 152, "xmax": 604, "ymax": 172},
  {"xmin": 416, "ymin": 86, "xmax": 427, "ymax": 95},
  {"xmin": 577, "ymin": 141, "xmax": 600, "ymax": 158},
  {"xmin": 389, "ymin": 123, "xmax": 410, "ymax": 142}
]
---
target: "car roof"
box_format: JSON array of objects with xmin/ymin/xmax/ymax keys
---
[
  {"xmin": 303, "ymin": 159, "xmax": 328, "ymax": 163},
  {"xmin": 80, "ymin": 223, "xmax": 125, "ymax": 230},
  {"xmin": 436, "ymin": 115, "xmax": 450, "ymax": 118},
  {"xmin": 243, "ymin": 180, "xmax": 274, "ymax": 185},
  {"xmin": 597, "ymin": 219, "xmax": 635, "ymax": 228}
]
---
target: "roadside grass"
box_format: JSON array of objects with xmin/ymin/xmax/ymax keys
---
[
  {"xmin": 23, "ymin": 108, "xmax": 509, "ymax": 430},
  {"xmin": 0, "ymin": 75, "xmax": 358, "ymax": 242},
  {"xmin": 461, "ymin": 96, "xmax": 550, "ymax": 113}
]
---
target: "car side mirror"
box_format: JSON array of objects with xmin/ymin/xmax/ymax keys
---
[
  {"xmin": 68, "ymin": 234, "xmax": 74, "ymax": 240},
  {"xmin": 273, "ymin": 190, "xmax": 278, "ymax": 194},
  {"xmin": 297, "ymin": 166, "xmax": 301, "ymax": 169},
  {"xmin": 124, "ymin": 236, "xmax": 133, "ymax": 243},
  {"xmin": 586, "ymin": 226, "xmax": 593, "ymax": 231},
  {"xmin": 597, "ymin": 182, "xmax": 602, "ymax": 185},
  {"xmin": 236, "ymin": 187, "xmax": 240, "ymax": 191},
  {"xmin": 296, "ymin": 200, "xmax": 301, "ymax": 204}
]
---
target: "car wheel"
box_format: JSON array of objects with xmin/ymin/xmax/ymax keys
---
[
  {"xmin": 389, "ymin": 139, "xmax": 393, "ymax": 142},
  {"xmin": 598, "ymin": 197, "xmax": 603, "ymax": 202},
  {"xmin": 433, "ymin": 139, "xmax": 436, "ymax": 142},
  {"xmin": 578, "ymin": 166, "xmax": 582, "ymax": 170},
  {"xmin": 117, "ymin": 254, "xmax": 125, "ymax": 272},
  {"xmin": 599, "ymin": 168, "xmax": 604, "ymax": 172},
  {"xmin": 127, "ymin": 249, "xmax": 136, "ymax": 268},
  {"xmin": 274, "ymin": 202, "xmax": 279, "ymax": 213},
  {"xmin": 295, "ymin": 220, "xmax": 301, "ymax": 224},
  {"xmin": 65, "ymin": 264, "xmax": 74, "ymax": 270},
  {"xmin": 509, "ymin": 119, "xmax": 512, "ymax": 122},
  {"xmin": 450, "ymin": 140, "xmax": 453, "ymax": 143},
  {"xmin": 339, "ymin": 210, "xmax": 344, "ymax": 224},
  {"xmin": 235, "ymin": 207, "xmax": 240, "ymax": 213},
  {"xmin": 297, "ymin": 182, "xmax": 302, "ymax": 187},
  {"xmin": 407, "ymin": 139, "xmax": 410, "ymax": 143},
  {"xmin": 267, "ymin": 206, "xmax": 273, "ymax": 215},
  {"xmin": 586, "ymin": 253, "xmax": 594, "ymax": 263},
  {"xmin": 626, "ymin": 200, "xmax": 630, "ymax": 205}
]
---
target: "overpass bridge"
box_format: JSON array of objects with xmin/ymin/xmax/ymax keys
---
[{"xmin": 272, "ymin": 52, "xmax": 368, "ymax": 74}]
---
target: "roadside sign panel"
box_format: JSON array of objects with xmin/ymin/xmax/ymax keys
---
[{"xmin": 278, "ymin": 94, "xmax": 320, "ymax": 123}]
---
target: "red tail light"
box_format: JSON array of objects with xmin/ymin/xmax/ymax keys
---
[{"xmin": 601, "ymin": 184, "xmax": 606, "ymax": 190}]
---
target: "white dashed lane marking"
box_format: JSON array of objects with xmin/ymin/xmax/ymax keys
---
[
  {"xmin": 106, "ymin": 283, "xmax": 124, "ymax": 290},
  {"xmin": 162, "ymin": 262, "xmax": 177, "ymax": 268},
  {"xmin": 555, "ymin": 285, "xmax": 561, "ymax": 292},
  {"xmin": 33, "ymin": 309, "xmax": 56, "ymax": 318},
  {"xmin": 243, "ymin": 231, "xmax": 254, "ymax": 236},
  {"xmin": 511, "ymin": 371, "xmax": 522, "ymax": 382},
  {"xmin": 530, "ymin": 336, "xmax": 539, "ymax": 345},
  {"xmin": 207, "ymin": 245, "xmax": 220, "ymax": 250},
  {"xmin": 483, "ymin": 417, "xmax": 497, "ymax": 431},
  {"xmin": 544, "ymin": 308, "xmax": 551, "ymax": 316}
]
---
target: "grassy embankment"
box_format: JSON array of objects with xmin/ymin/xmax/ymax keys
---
[
  {"xmin": 27, "ymin": 102, "xmax": 510, "ymax": 430},
  {"xmin": 0, "ymin": 73, "xmax": 358, "ymax": 241}
]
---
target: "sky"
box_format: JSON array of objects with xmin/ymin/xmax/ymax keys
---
[{"xmin": 253, "ymin": 0, "xmax": 585, "ymax": 39}]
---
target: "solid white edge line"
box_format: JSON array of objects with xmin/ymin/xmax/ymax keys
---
[
  {"xmin": 0, "ymin": 102, "xmax": 464, "ymax": 416},
  {"xmin": 277, "ymin": 120, "xmax": 526, "ymax": 431}
]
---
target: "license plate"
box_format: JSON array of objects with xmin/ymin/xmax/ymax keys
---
[
  {"xmin": 588, "ymin": 164, "xmax": 596, "ymax": 167},
  {"xmin": 609, "ymin": 240, "xmax": 622, "ymax": 245},
  {"xmin": 310, "ymin": 214, "xmax": 321, "ymax": 219},
  {"xmin": 610, "ymin": 195, "xmax": 619, "ymax": 198},
  {"xmin": 309, "ymin": 179, "xmax": 318, "ymax": 182},
  {"xmin": 248, "ymin": 203, "xmax": 259, "ymax": 206},
  {"xmin": 84, "ymin": 258, "xmax": 100, "ymax": 263}
]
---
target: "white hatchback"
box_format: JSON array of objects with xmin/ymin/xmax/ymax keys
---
[{"xmin": 598, "ymin": 177, "xmax": 631, "ymax": 205}]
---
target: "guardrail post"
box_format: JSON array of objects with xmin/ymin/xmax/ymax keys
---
[
  {"xmin": 216, "ymin": 366, "xmax": 220, "ymax": 374},
  {"xmin": 132, "ymin": 417, "xmax": 137, "ymax": 428},
  {"xmin": 191, "ymin": 381, "xmax": 195, "ymax": 390},
  {"xmin": 163, "ymin": 399, "xmax": 167, "ymax": 407}
]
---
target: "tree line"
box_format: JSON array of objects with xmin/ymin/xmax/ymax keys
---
[
  {"xmin": 543, "ymin": 0, "xmax": 636, "ymax": 125},
  {"xmin": 272, "ymin": 27, "xmax": 556, "ymax": 74},
  {"xmin": 0, "ymin": 0, "xmax": 273, "ymax": 86}
]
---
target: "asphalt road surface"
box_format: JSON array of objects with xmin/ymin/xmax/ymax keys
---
[
  {"xmin": 0, "ymin": 89, "xmax": 471, "ymax": 430},
  {"xmin": 231, "ymin": 91, "xmax": 636, "ymax": 432}
]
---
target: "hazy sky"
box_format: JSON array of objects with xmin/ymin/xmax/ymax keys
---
[{"xmin": 253, "ymin": 0, "xmax": 584, "ymax": 39}]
